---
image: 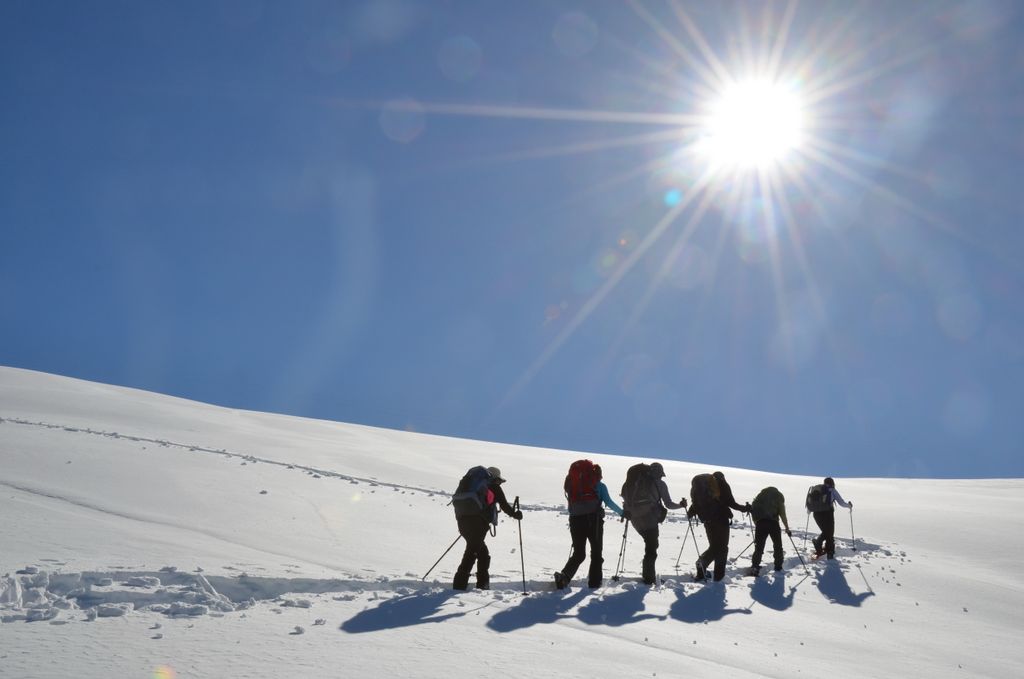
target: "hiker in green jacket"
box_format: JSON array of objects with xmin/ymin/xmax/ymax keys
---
[{"xmin": 748, "ymin": 486, "xmax": 791, "ymax": 576}]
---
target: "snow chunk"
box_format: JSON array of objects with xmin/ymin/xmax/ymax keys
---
[{"xmin": 97, "ymin": 603, "xmax": 133, "ymax": 617}]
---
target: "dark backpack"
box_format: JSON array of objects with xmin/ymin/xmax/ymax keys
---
[
  {"xmin": 452, "ymin": 466, "xmax": 494, "ymax": 520},
  {"xmin": 805, "ymin": 484, "xmax": 831, "ymax": 513},
  {"xmin": 621, "ymin": 463, "xmax": 661, "ymax": 518},
  {"xmin": 689, "ymin": 473, "xmax": 721, "ymax": 521},
  {"xmin": 564, "ymin": 459, "xmax": 600, "ymax": 513},
  {"xmin": 750, "ymin": 486, "xmax": 784, "ymax": 523}
]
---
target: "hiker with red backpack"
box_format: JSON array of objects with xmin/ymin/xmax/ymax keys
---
[
  {"xmin": 621, "ymin": 462, "xmax": 686, "ymax": 586},
  {"xmin": 554, "ymin": 460, "xmax": 624, "ymax": 590},
  {"xmin": 451, "ymin": 466, "xmax": 523, "ymax": 591},
  {"xmin": 688, "ymin": 471, "xmax": 749, "ymax": 582},
  {"xmin": 807, "ymin": 476, "xmax": 852, "ymax": 560}
]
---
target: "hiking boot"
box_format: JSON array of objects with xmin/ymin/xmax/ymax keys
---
[
  {"xmin": 774, "ymin": 564, "xmax": 783, "ymax": 572},
  {"xmin": 694, "ymin": 560, "xmax": 706, "ymax": 581},
  {"xmin": 749, "ymin": 565, "xmax": 761, "ymax": 577},
  {"xmin": 554, "ymin": 571, "xmax": 567, "ymax": 590}
]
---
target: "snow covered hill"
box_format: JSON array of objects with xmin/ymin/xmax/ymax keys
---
[{"xmin": 1, "ymin": 367, "xmax": 1021, "ymax": 678}]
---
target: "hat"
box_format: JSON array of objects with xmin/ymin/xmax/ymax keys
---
[
  {"xmin": 824, "ymin": 476, "xmax": 835, "ymax": 488},
  {"xmin": 487, "ymin": 467, "xmax": 506, "ymax": 483},
  {"xmin": 650, "ymin": 462, "xmax": 665, "ymax": 477}
]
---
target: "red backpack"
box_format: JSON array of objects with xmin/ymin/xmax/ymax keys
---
[{"xmin": 564, "ymin": 459, "xmax": 600, "ymax": 510}]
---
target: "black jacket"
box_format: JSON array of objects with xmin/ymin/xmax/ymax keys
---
[
  {"xmin": 490, "ymin": 482, "xmax": 517, "ymax": 518},
  {"xmin": 688, "ymin": 476, "xmax": 746, "ymax": 522}
]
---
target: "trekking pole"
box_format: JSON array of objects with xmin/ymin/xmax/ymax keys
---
[
  {"xmin": 787, "ymin": 530, "xmax": 810, "ymax": 575},
  {"xmin": 515, "ymin": 497, "xmax": 527, "ymax": 595},
  {"xmin": 849, "ymin": 507, "xmax": 857, "ymax": 552},
  {"xmin": 688, "ymin": 516, "xmax": 704, "ymax": 563},
  {"xmin": 674, "ymin": 519, "xmax": 694, "ymax": 569},
  {"xmin": 612, "ymin": 520, "xmax": 629, "ymax": 581},
  {"xmin": 729, "ymin": 539, "xmax": 755, "ymax": 565},
  {"xmin": 802, "ymin": 512, "xmax": 810, "ymax": 552},
  {"xmin": 421, "ymin": 534, "xmax": 462, "ymax": 581}
]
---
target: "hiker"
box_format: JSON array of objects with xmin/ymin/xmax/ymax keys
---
[
  {"xmin": 555, "ymin": 461, "xmax": 624, "ymax": 590},
  {"xmin": 452, "ymin": 466, "xmax": 522, "ymax": 590},
  {"xmin": 748, "ymin": 486, "xmax": 791, "ymax": 576},
  {"xmin": 809, "ymin": 476, "xmax": 852, "ymax": 560},
  {"xmin": 688, "ymin": 470, "xmax": 749, "ymax": 582},
  {"xmin": 621, "ymin": 462, "xmax": 686, "ymax": 585}
]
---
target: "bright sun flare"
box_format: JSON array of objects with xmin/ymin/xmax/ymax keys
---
[{"xmin": 701, "ymin": 79, "xmax": 805, "ymax": 170}]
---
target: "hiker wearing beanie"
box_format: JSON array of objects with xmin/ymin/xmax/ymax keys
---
[
  {"xmin": 748, "ymin": 486, "xmax": 791, "ymax": 576},
  {"xmin": 555, "ymin": 462, "xmax": 624, "ymax": 590},
  {"xmin": 688, "ymin": 470, "xmax": 749, "ymax": 582},
  {"xmin": 621, "ymin": 462, "xmax": 686, "ymax": 586},
  {"xmin": 810, "ymin": 476, "xmax": 852, "ymax": 560},
  {"xmin": 452, "ymin": 466, "xmax": 522, "ymax": 590}
]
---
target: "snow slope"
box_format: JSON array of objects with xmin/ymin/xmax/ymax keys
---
[{"xmin": 1, "ymin": 367, "xmax": 1021, "ymax": 678}]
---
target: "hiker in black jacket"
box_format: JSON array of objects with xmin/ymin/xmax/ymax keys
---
[
  {"xmin": 811, "ymin": 476, "xmax": 852, "ymax": 560},
  {"xmin": 453, "ymin": 467, "xmax": 522, "ymax": 591},
  {"xmin": 687, "ymin": 471, "xmax": 749, "ymax": 582}
]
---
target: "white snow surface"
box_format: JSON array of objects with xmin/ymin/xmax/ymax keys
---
[{"xmin": 1, "ymin": 366, "xmax": 1021, "ymax": 678}]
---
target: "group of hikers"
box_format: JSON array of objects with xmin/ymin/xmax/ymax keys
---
[{"xmin": 447, "ymin": 461, "xmax": 853, "ymax": 591}]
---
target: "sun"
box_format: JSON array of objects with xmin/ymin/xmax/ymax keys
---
[{"xmin": 699, "ymin": 78, "xmax": 805, "ymax": 171}]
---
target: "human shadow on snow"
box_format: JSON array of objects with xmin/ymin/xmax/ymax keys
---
[
  {"xmin": 575, "ymin": 586, "xmax": 665, "ymax": 627},
  {"xmin": 816, "ymin": 560, "xmax": 874, "ymax": 607},
  {"xmin": 669, "ymin": 581, "xmax": 752, "ymax": 623},
  {"xmin": 340, "ymin": 590, "xmax": 464, "ymax": 633},
  {"xmin": 749, "ymin": 571, "xmax": 796, "ymax": 612},
  {"xmin": 486, "ymin": 588, "xmax": 588, "ymax": 633}
]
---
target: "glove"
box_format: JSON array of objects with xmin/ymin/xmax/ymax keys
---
[
  {"xmin": 513, "ymin": 510, "xmax": 523, "ymax": 521},
  {"xmin": 623, "ymin": 510, "xmax": 632, "ymax": 521},
  {"xmin": 848, "ymin": 502, "xmax": 853, "ymax": 510},
  {"xmin": 744, "ymin": 503, "xmax": 752, "ymax": 514},
  {"xmin": 680, "ymin": 498, "xmax": 688, "ymax": 508},
  {"xmin": 785, "ymin": 528, "xmax": 792, "ymax": 537}
]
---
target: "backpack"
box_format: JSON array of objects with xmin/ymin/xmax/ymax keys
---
[
  {"xmin": 689, "ymin": 473, "xmax": 721, "ymax": 522},
  {"xmin": 621, "ymin": 463, "xmax": 661, "ymax": 518},
  {"xmin": 750, "ymin": 486, "xmax": 784, "ymax": 523},
  {"xmin": 564, "ymin": 459, "xmax": 601, "ymax": 514},
  {"xmin": 452, "ymin": 466, "xmax": 495, "ymax": 520},
  {"xmin": 805, "ymin": 484, "xmax": 831, "ymax": 513}
]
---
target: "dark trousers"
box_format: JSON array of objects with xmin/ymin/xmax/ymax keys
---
[
  {"xmin": 637, "ymin": 527, "xmax": 659, "ymax": 585},
  {"xmin": 751, "ymin": 518, "xmax": 783, "ymax": 569},
  {"xmin": 699, "ymin": 518, "xmax": 731, "ymax": 581},
  {"xmin": 813, "ymin": 510, "xmax": 836, "ymax": 557},
  {"xmin": 454, "ymin": 516, "xmax": 491, "ymax": 590},
  {"xmin": 560, "ymin": 512, "xmax": 605, "ymax": 587}
]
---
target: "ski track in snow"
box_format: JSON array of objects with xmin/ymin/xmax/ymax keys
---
[{"xmin": 2, "ymin": 415, "xmax": 900, "ymax": 630}]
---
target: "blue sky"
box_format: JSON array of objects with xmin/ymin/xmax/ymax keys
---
[{"xmin": 2, "ymin": 1, "xmax": 1022, "ymax": 478}]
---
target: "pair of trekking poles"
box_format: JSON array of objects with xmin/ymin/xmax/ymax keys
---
[
  {"xmin": 421, "ymin": 496, "xmax": 528, "ymax": 595},
  {"xmin": 612, "ymin": 512, "xmax": 812, "ymax": 581},
  {"xmin": 801, "ymin": 507, "xmax": 858, "ymax": 553}
]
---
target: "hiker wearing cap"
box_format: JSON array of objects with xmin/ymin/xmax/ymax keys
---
[
  {"xmin": 453, "ymin": 466, "xmax": 522, "ymax": 590},
  {"xmin": 811, "ymin": 477, "xmax": 852, "ymax": 560},
  {"xmin": 748, "ymin": 486, "xmax": 791, "ymax": 576},
  {"xmin": 621, "ymin": 462, "xmax": 686, "ymax": 586},
  {"xmin": 555, "ymin": 462, "xmax": 624, "ymax": 590},
  {"xmin": 687, "ymin": 470, "xmax": 748, "ymax": 582}
]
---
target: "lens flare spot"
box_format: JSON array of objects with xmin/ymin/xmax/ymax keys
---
[
  {"xmin": 154, "ymin": 667, "xmax": 176, "ymax": 679},
  {"xmin": 438, "ymin": 35, "xmax": 483, "ymax": 82},
  {"xmin": 350, "ymin": 493, "xmax": 363, "ymax": 504},
  {"xmin": 380, "ymin": 98, "xmax": 426, "ymax": 143},
  {"xmin": 664, "ymin": 188, "xmax": 682, "ymax": 207}
]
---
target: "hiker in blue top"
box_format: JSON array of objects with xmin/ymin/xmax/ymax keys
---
[
  {"xmin": 811, "ymin": 477, "xmax": 852, "ymax": 560},
  {"xmin": 555, "ymin": 461, "xmax": 624, "ymax": 590}
]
